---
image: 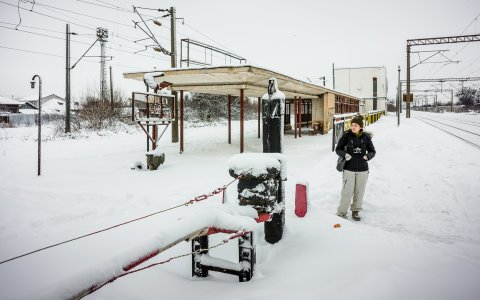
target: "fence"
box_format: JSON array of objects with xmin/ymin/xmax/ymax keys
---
[
  {"xmin": 332, "ymin": 110, "xmax": 384, "ymax": 151},
  {"xmin": 0, "ymin": 113, "xmax": 64, "ymax": 127}
]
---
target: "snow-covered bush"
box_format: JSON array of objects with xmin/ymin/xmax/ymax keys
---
[
  {"xmin": 76, "ymin": 88, "xmax": 130, "ymax": 130},
  {"xmin": 185, "ymin": 93, "xmax": 259, "ymax": 123}
]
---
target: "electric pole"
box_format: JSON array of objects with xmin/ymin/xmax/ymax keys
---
[
  {"xmin": 451, "ymin": 89, "xmax": 454, "ymax": 112},
  {"xmin": 97, "ymin": 27, "xmax": 108, "ymax": 101},
  {"xmin": 170, "ymin": 6, "xmax": 179, "ymax": 143},
  {"xmin": 406, "ymin": 45, "xmax": 411, "ymax": 118},
  {"xmin": 110, "ymin": 65, "xmax": 114, "ymax": 110},
  {"xmin": 66, "ymin": 24, "xmax": 71, "ymax": 133}
]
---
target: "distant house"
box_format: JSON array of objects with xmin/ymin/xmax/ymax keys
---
[
  {"xmin": 19, "ymin": 94, "xmax": 66, "ymax": 114},
  {"xmin": 334, "ymin": 66, "xmax": 388, "ymax": 114}
]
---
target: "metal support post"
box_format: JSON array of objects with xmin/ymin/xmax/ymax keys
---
[
  {"xmin": 406, "ymin": 45, "xmax": 411, "ymax": 118},
  {"xmin": 65, "ymin": 24, "xmax": 71, "ymax": 133},
  {"xmin": 191, "ymin": 236, "xmax": 209, "ymax": 277},
  {"xmin": 239, "ymin": 232, "xmax": 255, "ymax": 282},
  {"xmin": 170, "ymin": 7, "xmax": 179, "ymax": 143}
]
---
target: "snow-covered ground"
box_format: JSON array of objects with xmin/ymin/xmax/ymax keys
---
[{"xmin": 0, "ymin": 111, "xmax": 479, "ymax": 300}]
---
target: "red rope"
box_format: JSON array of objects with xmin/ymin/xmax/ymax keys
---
[
  {"xmin": 0, "ymin": 172, "xmax": 248, "ymax": 265},
  {"xmin": 78, "ymin": 230, "xmax": 250, "ymax": 299}
]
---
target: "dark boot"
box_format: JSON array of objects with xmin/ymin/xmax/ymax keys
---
[{"xmin": 352, "ymin": 211, "xmax": 361, "ymax": 221}]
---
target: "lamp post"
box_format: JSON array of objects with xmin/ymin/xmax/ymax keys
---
[
  {"xmin": 397, "ymin": 65, "xmax": 401, "ymax": 127},
  {"xmin": 30, "ymin": 75, "xmax": 42, "ymax": 176}
]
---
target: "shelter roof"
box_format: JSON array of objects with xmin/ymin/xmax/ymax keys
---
[{"xmin": 124, "ymin": 65, "xmax": 360, "ymax": 100}]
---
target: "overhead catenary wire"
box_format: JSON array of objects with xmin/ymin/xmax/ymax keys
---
[
  {"xmin": 421, "ymin": 10, "xmax": 480, "ymax": 79},
  {"xmin": 3, "ymin": 0, "xmax": 249, "ymax": 66},
  {"xmin": 0, "ymin": 24, "xmax": 169, "ymax": 61},
  {"xmin": 0, "ymin": 44, "xmax": 156, "ymax": 69},
  {"xmin": 0, "ymin": 0, "xmax": 94, "ymax": 30},
  {"xmin": 0, "ymin": 0, "xmax": 171, "ymax": 50},
  {"xmin": 76, "ymin": 0, "xmax": 132, "ymax": 13},
  {"xmin": 0, "ymin": 20, "xmax": 92, "ymax": 35}
]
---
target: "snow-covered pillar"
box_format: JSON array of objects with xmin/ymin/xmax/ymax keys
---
[
  {"xmin": 261, "ymin": 78, "xmax": 286, "ymax": 244},
  {"xmin": 262, "ymin": 78, "xmax": 285, "ymax": 153},
  {"xmin": 240, "ymin": 89, "xmax": 244, "ymax": 153}
]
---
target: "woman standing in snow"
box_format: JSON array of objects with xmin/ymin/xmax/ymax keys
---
[{"xmin": 335, "ymin": 116, "xmax": 376, "ymax": 221}]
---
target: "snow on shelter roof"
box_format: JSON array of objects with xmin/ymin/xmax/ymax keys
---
[{"xmin": 124, "ymin": 65, "xmax": 360, "ymax": 100}]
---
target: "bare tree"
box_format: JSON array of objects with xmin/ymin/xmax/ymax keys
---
[{"xmin": 77, "ymin": 87, "xmax": 128, "ymax": 130}]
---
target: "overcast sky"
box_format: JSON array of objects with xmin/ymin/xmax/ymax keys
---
[{"xmin": 0, "ymin": 0, "xmax": 479, "ymax": 102}]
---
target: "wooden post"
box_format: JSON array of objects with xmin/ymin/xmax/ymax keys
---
[
  {"xmin": 257, "ymin": 97, "xmax": 261, "ymax": 139},
  {"xmin": 180, "ymin": 90, "xmax": 184, "ymax": 154},
  {"xmin": 299, "ymin": 96, "xmax": 302, "ymax": 138},
  {"xmin": 131, "ymin": 92, "xmax": 135, "ymax": 121},
  {"xmin": 294, "ymin": 96, "xmax": 297, "ymax": 138},
  {"xmin": 228, "ymin": 95, "xmax": 232, "ymax": 144},
  {"xmin": 152, "ymin": 125, "xmax": 157, "ymax": 150},
  {"xmin": 240, "ymin": 89, "xmax": 244, "ymax": 153}
]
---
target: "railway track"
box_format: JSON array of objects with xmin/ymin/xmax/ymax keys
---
[{"xmin": 415, "ymin": 116, "xmax": 480, "ymax": 149}]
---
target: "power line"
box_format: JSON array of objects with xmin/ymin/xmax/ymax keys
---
[
  {"xmin": 24, "ymin": 0, "xmax": 134, "ymax": 29},
  {"xmin": 14, "ymin": 0, "xmax": 172, "ymax": 48},
  {"xmin": 183, "ymin": 22, "xmax": 236, "ymax": 55},
  {"xmin": 0, "ymin": 23, "xmax": 169, "ymax": 61},
  {"xmin": 0, "ymin": 44, "xmax": 160, "ymax": 69},
  {"xmin": 0, "ymin": 20, "xmax": 92, "ymax": 35},
  {"xmin": 76, "ymin": 0, "xmax": 131, "ymax": 13},
  {"xmin": 0, "ymin": 0, "xmax": 94, "ymax": 30},
  {"xmin": 423, "ymin": 11, "xmax": 480, "ymax": 79},
  {"xmin": 459, "ymin": 11, "xmax": 480, "ymax": 35},
  {"xmin": 2, "ymin": 0, "xmax": 248, "ymax": 67}
]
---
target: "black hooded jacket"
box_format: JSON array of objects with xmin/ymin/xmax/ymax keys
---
[{"xmin": 335, "ymin": 129, "xmax": 376, "ymax": 172}]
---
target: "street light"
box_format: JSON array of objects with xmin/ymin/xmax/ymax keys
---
[
  {"xmin": 30, "ymin": 75, "xmax": 42, "ymax": 176},
  {"xmin": 397, "ymin": 65, "xmax": 401, "ymax": 127}
]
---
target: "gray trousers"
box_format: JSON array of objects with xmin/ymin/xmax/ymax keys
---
[{"xmin": 337, "ymin": 170, "xmax": 369, "ymax": 216}]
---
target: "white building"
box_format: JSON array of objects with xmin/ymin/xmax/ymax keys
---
[
  {"xmin": 334, "ymin": 66, "xmax": 388, "ymax": 114},
  {"xmin": 19, "ymin": 94, "xmax": 66, "ymax": 115}
]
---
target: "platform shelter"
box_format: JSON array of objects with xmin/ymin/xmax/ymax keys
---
[{"xmin": 124, "ymin": 65, "xmax": 360, "ymax": 153}]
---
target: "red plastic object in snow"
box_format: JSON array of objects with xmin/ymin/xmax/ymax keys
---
[{"xmin": 295, "ymin": 183, "xmax": 307, "ymax": 217}]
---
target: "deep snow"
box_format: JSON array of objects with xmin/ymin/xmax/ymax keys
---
[{"xmin": 0, "ymin": 111, "xmax": 479, "ymax": 300}]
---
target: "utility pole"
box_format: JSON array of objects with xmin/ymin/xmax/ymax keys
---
[
  {"xmin": 451, "ymin": 89, "xmax": 454, "ymax": 112},
  {"xmin": 170, "ymin": 6, "xmax": 179, "ymax": 143},
  {"xmin": 65, "ymin": 24, "xmax": 71, "ymax": 133},
  {"xmin": 109, "ymin": 66, "xmax": 114, "ymax": 110},
  {"xmin": 97, "ymin": 27, "xmax": 108, "ymax": 101}
]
